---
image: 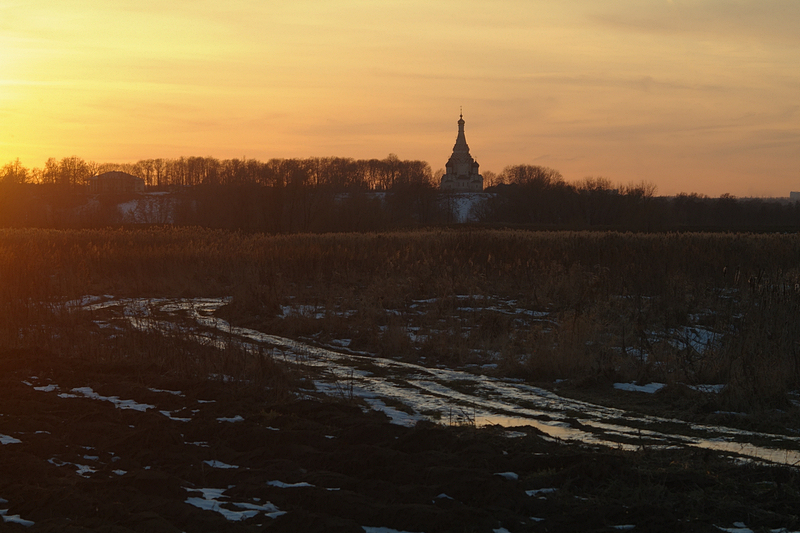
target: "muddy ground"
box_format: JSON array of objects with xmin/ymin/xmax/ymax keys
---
[{"xmin": 1, "ymin": 348, "xmax": 800, "ymax": 533}]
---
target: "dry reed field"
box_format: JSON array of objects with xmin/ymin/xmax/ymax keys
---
[
  {"xmin": 4, "ymin": 227, "xmax": 800, "ymax": 531},
  {"xmin": 2, "ymin": 227, "xmax": 800, "ymax": 419}
]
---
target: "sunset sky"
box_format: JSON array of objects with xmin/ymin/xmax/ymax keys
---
[{"xmin": 1, "ymin": 0, "xmax": 798, "ymax": 196}]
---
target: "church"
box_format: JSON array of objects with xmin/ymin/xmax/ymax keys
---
[{"xmin": 440, "ymin": 113, "xmax": 483, "ymax": 192}]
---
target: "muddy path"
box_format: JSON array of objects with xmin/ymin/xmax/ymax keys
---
[
  {"xmin": 83, "ymin": 297, "xmax": 800, "ymax": 467},
  {"xmin": 1, "ymin": 297, "xmax": 800, "ymax": 531},
  {"xmin": 0, "ymin": 346, "xmax": 798, "ymax": 533}
]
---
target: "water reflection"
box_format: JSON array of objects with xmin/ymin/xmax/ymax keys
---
[
  {"xmin": 87, "ymin": 297, "xmax": 800, "ymax": 468},
  {"xmin": 476, "ymin": 414, "xmax": 800, "ymax": 465}
]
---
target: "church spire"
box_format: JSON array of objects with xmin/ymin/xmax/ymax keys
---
[
  {"xmin": 440, "ymin": 111, "xmax": 483, "ymax": 192},
  {"xmin": 453, "ymin": 111, "xmax": 469, "ymax": 153}
]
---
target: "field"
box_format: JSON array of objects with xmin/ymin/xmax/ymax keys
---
[{"xmin": 2, "ymin": 227, "xmax": 800, "ymax": 531}]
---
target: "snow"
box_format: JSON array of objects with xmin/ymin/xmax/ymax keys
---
[
  {"xmin": 61, "ymin": 387, "xmax": 155, "ymax": 411},
  {"xmin": 445, "ymin": 192, "xmax": 489, "ymax": 223},
  {"xmin": 526, "ymin": 488, "xmax": 558, "ymax": 497},
  {"xmin": 74, "ymin": 464, "xmax": 96, "ymax": 477},
  {"xmin": 363, "ymin": 528, "xmax": 424, "ymax": 533},
  {"xmin": 116, "ymin": 196, "xmax": 176, "ymax": 224},
  {"xmin": 667, "ymin": 326, "xmax": 719, "ymax": 353},
  {"xmin": 331, "ymin": 338, "xmax": 352, "ymax": 347},
  {"xmin": 184, "ymin": 487, "xmax": 285, "ymax": 521},
  {"xmin": 494, "ymin": 472, "xmax": 518, "ymax": 481},
  {"xmin": 267, "ymin": 480, "xmax": 314, "ymax": 488},
  {"xmin": 613, "ymin": 382, "xmax": 666, "ymax": 394},
  {"xmin": 217, "ymin": 415, "xmax": 244, "ymax": 423},
  {"xmin": 689, "ymin": 384, "xmax": 726, "ymax": 394},
  {"xmin": 203, "ymin": 460, "xmax": 239, "ymax": 469},
  {"xmin": 160, "ymin": 410, "xmax": 192, "ymax": 422},
  {"xmin": 0, "ymin": 434, "xmax": 21, "ymax": 445},
  {"xmin": 0, "ymin": 509, "xmax": 34, "ymax": 527},
  {"xmin": 63, "ymin": 295, "xmax": 108, "ymax": 309},
  {"xmin": 148, "ymin": 388, "xmax": 184, "ymax": 396},
  {"xmin": 48, "ymin": 458, "xmax": 96, "ymax": 478},
  {"xmin": 74, "ymin": 296, "xmax": 800, "ymax": 466},
  {"xmin": 360, "ymin": 398, "xmax": 418, "ymax": 427},
  {"xmin": 714, "ymin": 522, "xmax": 800, "ymax": 533}
]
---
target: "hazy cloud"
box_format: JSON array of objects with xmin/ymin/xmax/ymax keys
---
[{"xmin": 589, "ymin": 0, "xmax": 800, "ymax": 45}]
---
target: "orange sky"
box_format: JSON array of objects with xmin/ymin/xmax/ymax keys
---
[{"xmin": 1, "ymin": 0, "xmax": 798, "ymax": 196}]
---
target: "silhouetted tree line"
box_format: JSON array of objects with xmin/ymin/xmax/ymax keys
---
[
  {"xmin": 1, "ymin": 154, "xmax": 433, "ymax": 190},
  {"xmin": 0, "ymin": 154, "xmax": 444, "ymax": 231},
  {"xmin": 3, "ymin": 157, "xmax": 800, "ymax": 232},
  {"xmin": 478, "ymin": 165, "xmax": 800, "ymax": 231}
]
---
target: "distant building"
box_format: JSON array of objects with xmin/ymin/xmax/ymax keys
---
[
  {"xmin": 440, "ymin": 113, "xmax": 483, "ymax": 192},
  {"xmin": 791, "ymin": 191, "xmax": 800, "ymax": 202},
  {"xmin": 89, "ymin": 171, "xmax": 145, "ymax": 194}
]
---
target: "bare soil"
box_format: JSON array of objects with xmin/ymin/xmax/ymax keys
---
[{"xmin": 2, "ymin": 348, "xmax": 800, "ymax": 533}]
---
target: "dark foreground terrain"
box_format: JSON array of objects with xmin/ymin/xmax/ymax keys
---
[{"xmin": 1, "ymin": 349, "xmax": 800, "ymax": 533}]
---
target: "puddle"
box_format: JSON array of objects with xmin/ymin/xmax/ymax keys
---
[
  {"xmin": 475, "ymin": 415, "xmax": 603, "ymax": 442},
  {"xmin": 81, "ymin": 297, "xmax": 800, "ymax": 467}
]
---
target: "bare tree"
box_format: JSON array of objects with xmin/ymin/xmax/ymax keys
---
[{"xmin": 0, "ymin": 159, "xmax": 29, "ymax": 184}]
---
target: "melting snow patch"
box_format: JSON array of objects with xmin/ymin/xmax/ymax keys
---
[
  {"xmin": 74, "ymin": 464, "xmax": 96, "ymax": 478},
  {"xmin": 185, "ymin": 487, "xmax": 284, "ymax": 521},
  {"xmin": 495, "ymin": 472, "xmax": 518, "ymax": 481},
  {"xmin": 712, "ymin": 523, "xmax": 800, "ymax": 533},
  {"xmin": 33, "ymin": 384, "xmax": 59, "ymax": 392},
  {"xmin": 48, "ymin": 458, "xmax": 95, "ymax": 478},
  {"xmin": 363, "ymin": 528, "xmax": 424, "ymax": 533},
  {"xmin": 715, "ymin": 524, "xmax": 753, "ymax": 533},
  {"xmin": 204, "ymin": 460, "xmax": 238, "ymax": 469},
  {"xmin": 94, "ymin": 296, "xmax": 800, "ymax": 467},
  {"xmin": 667, "ymin": 326, "xmax": 718, "ymax": 353},
  {"xmin": 160, "ymin": 410, "xmax": 192, "ymax": 422},
  {"xmin": 494, "ymin": 528, "xmax": 512, "ymax": 533},
  {"xmin": 613, "ymin": 382, "xmax": 665, "ymax": 394},
  {"xmin": 526, "ymin": 488, "xmax": 557, "ymax": 497},
  {"xmin": 0, "ymin": 434, "xmax": 21, "ymax": 445},
  {"xmin": 267, "ymin": 480, "xmax": 314, "ymax": 488},
  {"xmin": 360, "ymin": 397, "xmax": 419, "ymax": 427},
  {"xmin": 689, "ymin": 384, "xmax": 726, "ymax": 394},
  {"xmin": 612, "ymin": 526, "xmax": 636, "ymax": 531},
  {"xmin": 66, "ymin": 387, "xmax": 155, "ymax": 411},
  {"xmin": 331, "ymin": 339, "xmax": 352, "ymax": 347},
  {"xmin": 217, "ymin": 415, "xmax": 244, "ymax": 423},
  {"xmin": 64, "ymin": 295, "xmax": 107, "ymax": 309},
  {"xmin": 0, "ymin": 509, "xmax": 34, "ymax": 527},
  {"xmin": 148, "ymin": 388, "xmax": 184, "ymax": 396}
]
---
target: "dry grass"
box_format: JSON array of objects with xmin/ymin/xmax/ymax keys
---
[{"xmin": 2, "ymin": 227, "xmax": 800, "ymax": 410}]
